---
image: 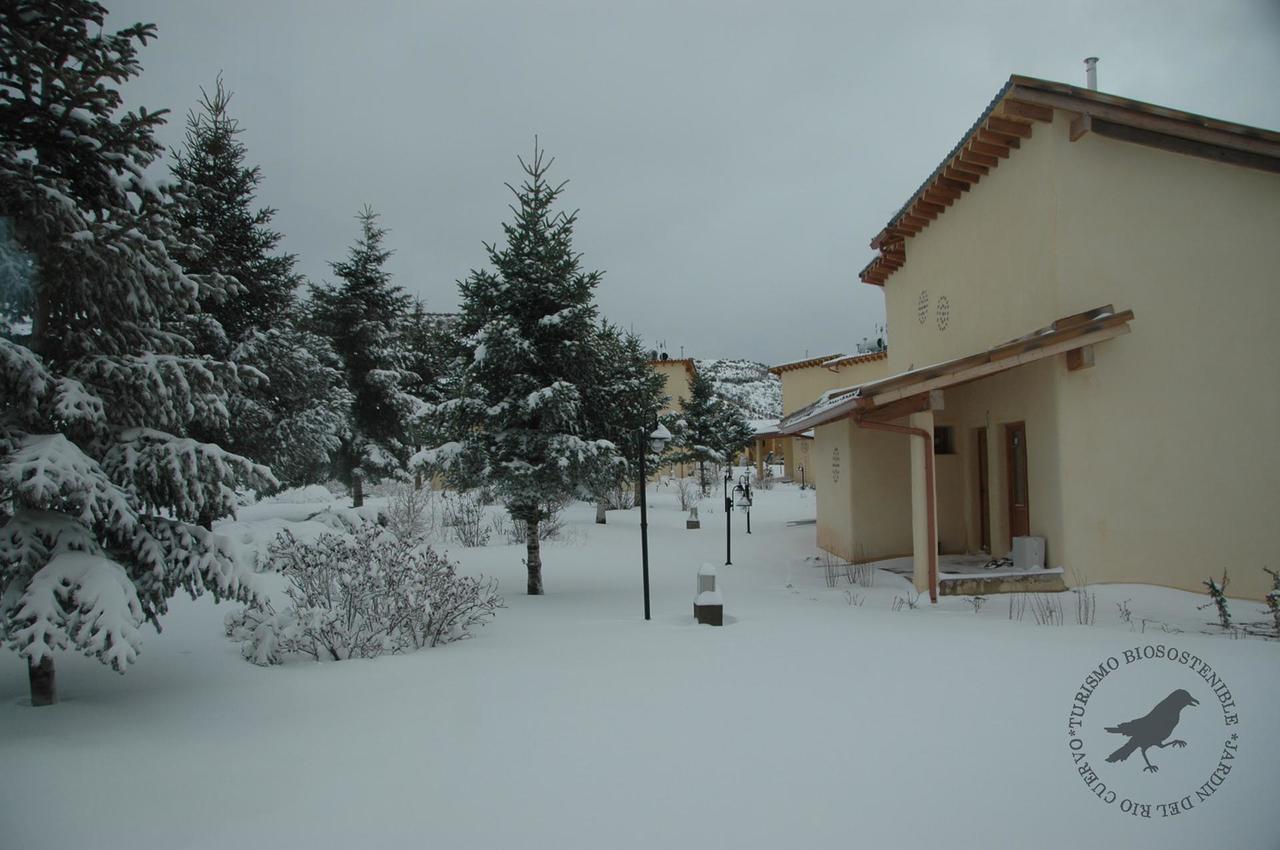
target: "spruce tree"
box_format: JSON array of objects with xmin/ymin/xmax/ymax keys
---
[
  {"xmin": 669, "ymin": 368, "xmax": 753, "ymax": 493},
  {"xmin": 671, "ymin": 369, "xmax": 722, "ymax": 492},
  {"xmin": 308, "ymin": 207, "xmax": 415, "ymax": 502},
  {"xmin": 0, "ymin": 2, "xmax": 274, "ymax": 705},
  {"xmin": 170, "ymin": 75, "xmax": 299, "ymax": 349},
  {"xmin": 418, "ymin": 144, "xmax": 613, "ymax": 594},
  {"xmin": 226, "ymin": 326, "xmax": 353, "ymax": 489},
  {"xmin": 581, "ymin": 323, "xmax": 666, "ymax": 523},
  {"xmin": 168, "ymin": 75, "xmax": 336, "ymax": 488}
]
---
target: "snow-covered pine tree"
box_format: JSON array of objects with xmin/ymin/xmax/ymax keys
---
[
  {"xmin": 168, "ymin": 74, "xmax": 350, "ymax": 492},
  {"xmin": 416, "ymin": 143, "xmax": 614, "ymax": 594},
  {"xmin": 308, "ymin": 207, "xmax": 417, "ymax": 503},
  {"xmin": 669, "ymin": 368, "xmax": 752, "ymax": 493},
  {"xmin": 225, "ymin": 326, "xmax": 354, "ymax": 489},
  {"xmin": 580, "ymin": 323, "xmax": 666, "ymax": 523},
  {"xmin": 170, "ymin": 75, "xmax": 300, "ymax": 350},
  {"xmin": 0, "ymin": 1, "xmax": 275, "ymax": 705}
]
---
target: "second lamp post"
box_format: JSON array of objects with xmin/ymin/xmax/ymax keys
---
[{"xmin": 638, "ymin": 421, "xmax": 672, "ymax": 621}]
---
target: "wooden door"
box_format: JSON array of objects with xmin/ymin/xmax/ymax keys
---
[
  {"xmin": 976, "ymin": 428, "xmax": 990, "ymax": 552},
  {"xmin": 1005, "ymin": 422, "xmax": 1029, "ymax": 544}
]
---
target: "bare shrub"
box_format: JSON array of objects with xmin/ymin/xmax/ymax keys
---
[
  {"xmin": 892, "ymin": 590, "xmax": 920, "ymax": 611},
  {"xmin": 604, "ymin": 484, "xmax": 635, "ymax": 511},
  {"xmin": 225, "ymin": 524, "xmax": 502, "ymax": 664},
  {"xmin": 1116, "ymin": 599, "xmax": 1133, "ymax": 624},
  {"xmin": 853, "ymin": 564, "xmax": 875, "ymax": 587},
  {"xmin": 1198, "ymin": 571, "xmax": 1232, "ymax": 630},
  {"xmin": 1008, "ymin": 593, "xmax": 1027, "ymax": 621},
  {"xmin": 753, "ymin": 466, "xmax": 775, "ymax": 490},
  {"xmin": 1073, "ymin": 589, "xmax": 1097, "ymax": 626},
  {"xmin": 823, "ymin": 555, "xmax": 839, "ymax": 588},
  {"xmin": 382, "ymin": 481, "xmax": 437, "ymax": 546},
  {"xmin": 967, "ymin": 595, "xmax": 987, "ymax": 614},
  {"xmin": 442, "ymin": 492, "xmax": 491, "ymax": 547},
  {"xmin": 844, "ymin": 590, "xmax": 864, "ymax": 607},
  {"xmin": 1265, "ymin": 568, "xmax": 1280, "ymax": 635},
  {"xmin": 673, "ymin": 476, "xmax": 700, "ymax": 512},
  {"xmin": 1029, "ymin": 593, "xmax": 1064, "ymax": 626}
]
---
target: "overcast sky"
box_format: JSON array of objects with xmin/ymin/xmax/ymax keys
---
[{"xmin": 108, "ymin": 0, "xmax": 1280, "ymax": 365}]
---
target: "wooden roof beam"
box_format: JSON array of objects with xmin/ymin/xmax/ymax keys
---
[
  {"xmin": 1002, "ymin": 99, "xmax": 1055, "ymax": 123},
  {"xmin": 1009, "ymin": 84, "xmax": 1280, "ymax": 158},
  {"xmin": 951, "ymin": 157, "xmax": 989, "ymax": 175},
  {"xmin": 960, "ymin": 148, "xmax": 999, "ymax": 168},
  {"xmin": 987, "ymin": 116, "xmax": 1033, "ymax": 138},
  {"xmin": 977, "ymin": 127, "xmax": 1020, "ymax": 149},
  {"xmin": 858, "ymin": 390, "xmax": 943, "ymax": 423},
  {"xmin": 1091, "ymin": 117, "xmax": 1280, "ymax": 175},
  {"xmin": 944, "ymin": 166, "xmax": 982, "ymax": 184},
  {"xmin": 937, "ymin": 176, "xmax": 971, "ymax": 193},
  {"xmin": 969, "ymin": 139, "xmax": 1010, "ymax": 159}
]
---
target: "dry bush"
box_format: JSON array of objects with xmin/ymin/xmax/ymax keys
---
[{"xmin": 226, "ymin": 524, "xmax": 502, "ymax": 664}]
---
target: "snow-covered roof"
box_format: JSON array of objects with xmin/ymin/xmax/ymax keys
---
[
  {"xmin": 821, "ymin": 351, "xmax": 888, "ymax": 369},
  {"xmin": 767, "ymin": 353, "xmax": 843, "ymax": 375},
  {"xmin": 748, "ymin": 418, "xmax": 781, "ymax": 437},
  {"xmin": 777, "ymin": 305, "xmax": 1134, "ymax": 435}
]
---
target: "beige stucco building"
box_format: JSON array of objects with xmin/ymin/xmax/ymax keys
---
[
  {"xmin": 649, "ymin": 357, "xmax": 697, "ymax": 478},
  {"xmin": 769, "ymin": 351, "xmax": 890, "ymax": 487},
  {"xmin": 780, "ymin": 75, "xmax": 1280, "ymax": 601}
]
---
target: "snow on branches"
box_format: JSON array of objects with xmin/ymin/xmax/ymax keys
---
[
  {"xmin": 0, "ymin": 2, "xmax": 281, "ymax": 699},
  {"xmin": 10, "ymin": 552, "xmax": 145, "ymax": 671}
]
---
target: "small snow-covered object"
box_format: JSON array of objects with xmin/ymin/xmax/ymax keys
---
[{"xmin": 694, "ymin": 563, "xmax": 723, "ymax": 626}]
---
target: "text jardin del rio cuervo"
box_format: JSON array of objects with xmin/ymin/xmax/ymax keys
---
[{"xmin": 1066, "ymin": 643, "xmax": 1240, "ymax": 819}]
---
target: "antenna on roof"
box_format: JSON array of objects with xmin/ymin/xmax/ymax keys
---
[{"xmin": 1084, "ymin": 56, "xmax": 1099, "ymax": 91}]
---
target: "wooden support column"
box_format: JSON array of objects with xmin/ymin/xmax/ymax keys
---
[{"xmin": 909, "ymin": 410, "xmax": 937, "ymax": 596}]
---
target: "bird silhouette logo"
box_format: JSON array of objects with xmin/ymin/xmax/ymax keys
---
[{"xmin": 1105, "ymin": 689, "xmax": 1199, "ymax": 773}]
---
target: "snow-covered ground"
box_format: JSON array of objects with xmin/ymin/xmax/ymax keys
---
[{"xmin": 2, "ymin": 478, "xmax": 1277, "ymax": 849}]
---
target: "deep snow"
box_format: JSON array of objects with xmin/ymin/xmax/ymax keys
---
[{"xmin": 1, "ymin": 479, "xmax": 1277, "ymax": 850}]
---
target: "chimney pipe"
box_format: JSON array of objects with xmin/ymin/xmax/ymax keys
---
[{"xmin": 1084, "ymin": 57, "xmax": 1099, "ymax": 91}]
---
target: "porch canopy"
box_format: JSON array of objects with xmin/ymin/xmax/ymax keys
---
[{"xmin": 777, "ymin": 305, "xmax": 1134, "ymax": 433}]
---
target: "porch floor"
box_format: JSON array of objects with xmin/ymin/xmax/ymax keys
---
[{"xmin": 870, "ymin": 554, "xmax": 1067, "ymax": 595}]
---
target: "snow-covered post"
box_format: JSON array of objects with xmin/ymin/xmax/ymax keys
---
[
  {"xmin": 695, "ymin": 563, "xmax": 723, "ymax": 626},
  {"xmin": 351, "ymin": 468, "xmax": 364, "ymax": 508}
]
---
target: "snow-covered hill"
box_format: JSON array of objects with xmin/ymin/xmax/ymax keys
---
[{"xmin": 695, "ymin": 358, "xmax": 781, "ymax": 420}]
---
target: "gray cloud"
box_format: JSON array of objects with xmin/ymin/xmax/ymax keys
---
[{"xmin": 110, "ymin": 0, "xmax": 1280, "ymax": 364}]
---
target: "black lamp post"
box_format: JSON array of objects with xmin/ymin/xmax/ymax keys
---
[
  {"xmin": 723, "ymin": 467, "xmax": 733, "ymax": 566},
  {"xmin": 638, "ymin": 421, "xmax": 672, "ymax": 621},
  {"xmin": 734, "ymin": 473, "xmax": 753, "ymax": 534}
]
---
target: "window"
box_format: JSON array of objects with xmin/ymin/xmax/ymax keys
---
[{"xmin": 933, "ymin": 426, "xmax": 956, "ymax": 455}]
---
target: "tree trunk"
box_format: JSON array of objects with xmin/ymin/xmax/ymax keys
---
[
  {"xmin": 351, "ymin": 469, "xmax": 364, "ymax": 508},
  {"xmin": 595, "ymin": 499, "xmax": 607, "ymax": 524},
  {"xmin": 699, "ymin": 460, "xmax": 707, "ymax": 495},
  {"xmin": 525, "ymin": 518, "xmax": 543, "ymax": 595},
  {"xmin": 28, "ymin": 656, "xmax": 55, "ymax": 707}
]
